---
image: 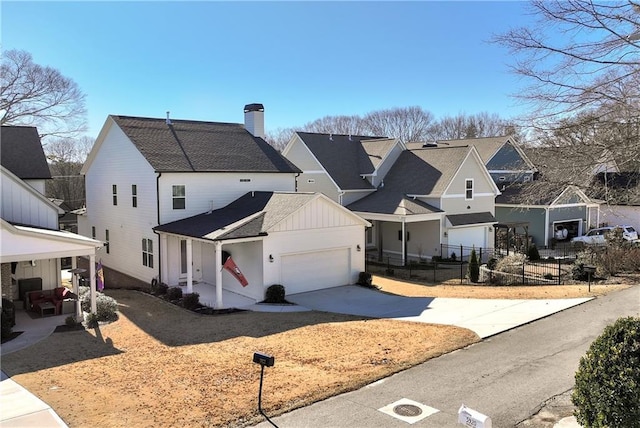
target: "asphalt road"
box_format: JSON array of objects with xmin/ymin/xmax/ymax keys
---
[{"xmin": 254, "ymin": 285, "xmax": 640, "ymax": 428}]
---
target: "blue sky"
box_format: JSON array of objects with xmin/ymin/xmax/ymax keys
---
[{"xmin": 2, "ymin": 1, "xmax": 535, "ymax": 138}]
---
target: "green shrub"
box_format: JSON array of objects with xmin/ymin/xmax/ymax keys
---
[
  {"xmin": 182, "ymin": 293, "xmax": 200, "ymax": 310},
  {"xmin": 80, "ymin": 292, "xmax": 118, "ymax": 322},
  {"xmin": 572, "ymin": 316, "xmax": 640, "ymax": 427},
  {"xmin": 264, "ymin": 284, "xmax": 286, "ymax": 303},
  {"xmin": 468, "ymin": 249, "xmax": 479, "ymax": 283},
  {"xmin": 156, "ymin": 282, "xmax": 168, "ymax": 295},
  {"xmin": 527, "ymin": 244, "xmax": 540, "ymax": 261},
  {"xmin": 65, "ymin": 316, "xmax": 77, "ymax": 327},
  {"xmin": 432, "ymin": 255, "xmax": 442, "ymax": 262},
  {"xmin": 543, "ymin": 273, "xmax": 554, "ymax": 280},
  {"xmin": 357, "ymin": 272, "xmax": 373, "ymax": 288},
  {"xmin": 486, "ymin": 257, "xmax": 498, "ymax": 270},
  {"xmin": 84, "ymin": 312, "xmax": 99, "ymax": 328},
  {"xmin": 166, "ymin": 286, "xmax": 183, "ymax": 301},
  {"xmin": 450, "ymin": 252, "xmax": 457, "ymax": 262}
]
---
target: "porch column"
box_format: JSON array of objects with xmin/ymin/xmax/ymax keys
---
[
  {"xmin": 214, "ymin": 241, "xmax": 223, "ymax": 309},
  {"xmin": 71, "ymin": 257, "xmax": 81, "ymax": 320},
  {"xmin": 186, "ymin": 238, "xmax": 193, "ymax": 294},
  {"xmin": 160, "ymin": 234, "xmax": 168, "ymax": 285},
  {"xmin": 89, "ymin": 254, "xmax": 97, "ymax": 314},
  {"xmin": 401, "ymin": 218, "xmax": 406, "ymax": 266}
]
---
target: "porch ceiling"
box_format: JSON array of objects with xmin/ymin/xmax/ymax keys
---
[{"xmin": 0, "ymin": 220, "xmax": 102, "ymax": 263}]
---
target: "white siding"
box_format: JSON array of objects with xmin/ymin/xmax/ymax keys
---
[
  {"xmin": 270, "ymin": 197, "xmax": 363, "ymax": 232},
  {"xmin": 441, "ymin": 153, "xmax": 496, "ymax": 215},
  {"xmin": 23, "ymin": 179, "xmax": 46, "ymax": 195},
  {"xmin": 1, "ymin": 169, "xmax": 58, "ymax": 229},
  {"xmin": 158, "ymin": 172, "xmax": 296, "ymax": 224},
  {"xmin": 263, "ymin": 226, "xmax": 365, "ymax": 289},
  {"xmin": 82, "ymin": 122, "xmax": 160, "ymax": 283}
]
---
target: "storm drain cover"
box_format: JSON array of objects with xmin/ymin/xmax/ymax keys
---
[
  {"xmin": 379, "ymin": 398, "xmax": 439, "ymax": 424},
  {"xmin": 394, "ymin": 404, "xmax": 423, "ymax": 417}
]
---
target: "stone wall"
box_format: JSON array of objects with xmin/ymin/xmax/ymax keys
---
[{"xmin": 0, "ymin": 263, "xmax": 14, "ymax": 300}]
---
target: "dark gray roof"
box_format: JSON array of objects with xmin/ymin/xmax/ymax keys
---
[
  {"xmin": 347, "ymin": 146, "xmax": 471, "ymax": 215},
  {"xmin": 296, "ymin": 132, "xmax": 390, "ymax": 190},
  {"xmin": 447, "ymin": 212, "xmax": 497, "ymax": 226},
  {"xmin": 153, "ymin": 191, "xmax": 316, "ymax": 240},
  {"xmin": 111, "ymin": 116, "xmax": 300, "ymax": 173},
  {"xmin": 1, "ymin": 126, "xmax": 51, "ymax": 179}
]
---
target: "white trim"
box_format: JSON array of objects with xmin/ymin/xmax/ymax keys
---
[{"xmin": 442, "ymin": 192, "xmax": 496, "ymax": 199}]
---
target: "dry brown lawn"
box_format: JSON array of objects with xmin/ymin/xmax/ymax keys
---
[{"xmin": 1, "ymin": 275, "xmax": 633, "ymax": 427}]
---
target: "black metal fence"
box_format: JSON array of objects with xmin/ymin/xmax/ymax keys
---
[{"xmin": 365, "ymin": 249, "xmax": 578, "ymax": 286}]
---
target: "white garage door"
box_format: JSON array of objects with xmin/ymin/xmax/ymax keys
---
[
  {"xmin": 448, "ymin": 227, "xmax": 486, "ymax": 250},
  {"xmin": 281, "ymin": 248, "xmax": 351, "ymax": 295}
]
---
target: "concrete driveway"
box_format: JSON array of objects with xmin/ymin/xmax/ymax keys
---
[{"xmin": 287, "ymin": 285, "xmax": 592, "ymax": 338}]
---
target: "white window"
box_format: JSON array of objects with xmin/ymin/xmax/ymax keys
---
[
  {"xmin": 112, "ymin": 185, "xmax": 118, "ymax": 206},
  {"xmin": 465, "ymin": 179, "xmax": 474, "ymax": 200},
  {"xmin": 105, "ymin": 229, "xmax": 110, "ymax": 254},
  {"xmin": 132, "ymin": 185, "xmax": 137, "ymax": 208},
  {"xmin": 173, "ymin": 185, "xmax": 185, "ymax": 210},
  {"xmin": 142, "ymin": 238, "xmax": 153, "ymax": 268}
]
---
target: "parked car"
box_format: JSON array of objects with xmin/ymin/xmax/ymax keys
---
[{"xmin": 570, "ymin": 225, "xmax": 639, "ymax": 247}]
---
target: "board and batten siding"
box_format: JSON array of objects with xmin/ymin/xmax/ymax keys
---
[
  {"xmin": 82, "ymin": 121, "xmax": 160, "ymax": 283},
  {"xmin": 158, "ymin": 172, "xmax": 296, "ymax": 224},
  {"xmin": 1, "ymin": 170, "xmax": 59, "ymax": 229}
]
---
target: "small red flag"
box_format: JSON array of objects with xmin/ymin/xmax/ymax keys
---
[{"xmin": 222, "ymin": 256, "xmax": 248, "ymax": 287}]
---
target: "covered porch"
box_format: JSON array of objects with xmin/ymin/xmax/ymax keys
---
[{"xmin": 1, "ymin": 220, "xmax": 104, "ymax": 319}]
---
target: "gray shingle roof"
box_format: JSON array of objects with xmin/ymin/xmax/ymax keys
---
[
  {"xmin": 111, "ymin": 116, "xmax": 300, "ymax": 173},
  {"xmin": 153, "ymin": 191, "xmax": 316, "ymax": 240},
  {"xmin": 407, "ymin": 136, "xmax": 510, "ymax": 163},
  {"xmin": 347, "ymin": 146, "xmax": 471, "ymax": 215},
  {"xmin": 1, "ymin": 126, "xmax": 51, "ymax": 179},
  {"xmin": 447, "ymin": 212, "xmax": 497, "ymax": 226},
  {"xmin": 295, "ymin": 132, "xmax": 390, "ymax": 190}
]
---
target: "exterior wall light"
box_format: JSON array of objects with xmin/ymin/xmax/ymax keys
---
[
  {"xmin": 268, "ymin": 254, "xmax": 274, "ymax": 263},
  {"xmin": 356, "ymin": 245, "xmax": 361, "ymax": 252}
]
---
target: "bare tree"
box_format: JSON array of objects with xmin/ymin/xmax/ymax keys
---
[
  {"xmin": 362, "ymin": 106, "xmax": 435, "ymax": 143},
  {"xmin": 45, "ymin": 136, "xmax": 94, "ymax": 209},
  {"xmin": 1, "ymin": 49, "xmax": 87, "ymax": 138},
  {"xmin": 430, "ymin": 112, "xmax": 517, "ymax": 140},
  {"xmin": 494, "ymin": 0, "xmax": 640, "ymax": 128}
]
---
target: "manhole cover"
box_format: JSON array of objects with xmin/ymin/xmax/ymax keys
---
[{"xmin": 393, "ymin": 404, "xmax": 423, "ymax": 417}]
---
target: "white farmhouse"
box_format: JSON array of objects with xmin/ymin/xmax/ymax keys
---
[{"xmin": 79, "ymin": 105, "xmax": 369, "ymax": 307}]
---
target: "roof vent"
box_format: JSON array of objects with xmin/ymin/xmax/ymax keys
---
[
  {"xmin": 329, "ymin": 133, "xmax": 333, "ymax": 141},
  {"xmin": 348, "ymin": 134, "xmax": 352, "ymax": 141},
  {"xmin": 166, "ymin": 111, "xmax": 172, "ymax": 125},
  {"xmin": 422, "ymin": 141, "xmax": 437, "ymax": 148}
]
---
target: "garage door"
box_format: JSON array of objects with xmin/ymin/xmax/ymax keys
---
[
  {"xmin": 281, "ymin": 248, "xmax": 350, "ymax": 295},
  {"xmin": 448, "ymin": 227, "xmax": 486, "ymax": 250}
]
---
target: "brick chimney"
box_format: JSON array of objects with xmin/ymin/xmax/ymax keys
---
[{"xmin": 244, "ymin": 103, "xmax": 265, "ymax": 139}]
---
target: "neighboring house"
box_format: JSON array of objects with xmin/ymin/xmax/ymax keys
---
[
  {"xmin": 590, "ymin": 172, "xmax": 640, "ymax": 227},
  {"xmin": 420, "ymin": 136, "xmax": 604, "ymax": 249},
  {"xmin": 495, "ymin": 184, "xmax": 601, "ymax": 247},
  {"xmin": 50, "ymin": 198, "xmax": 78, "ymax": 233},
  {"xmin": 0, "ymin": 126, "xmax": 102, "ymax": 312},
  {"xmin": 283, "ymin": 133, "xmax": 500, "ymax": 264},
  {"xmin": 407, "ymin": 135, "xmax": 538, "ymax": 185},
  {"xmin": 79, "ymin": 104, "xmax": 369, "ymax": 307}
]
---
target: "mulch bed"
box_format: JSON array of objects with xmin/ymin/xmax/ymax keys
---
[{"xmin": 1, "ymin": 331, "xmax": 23, "ymax": 344}]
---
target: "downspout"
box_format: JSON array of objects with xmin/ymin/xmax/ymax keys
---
[
  {"xmin": 401, "ymin": 218, "xmax": 406, "ymax": 266},
  {"xmin": 154, "ymin": 172, "xmax": 163, "ymax": 284}
]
